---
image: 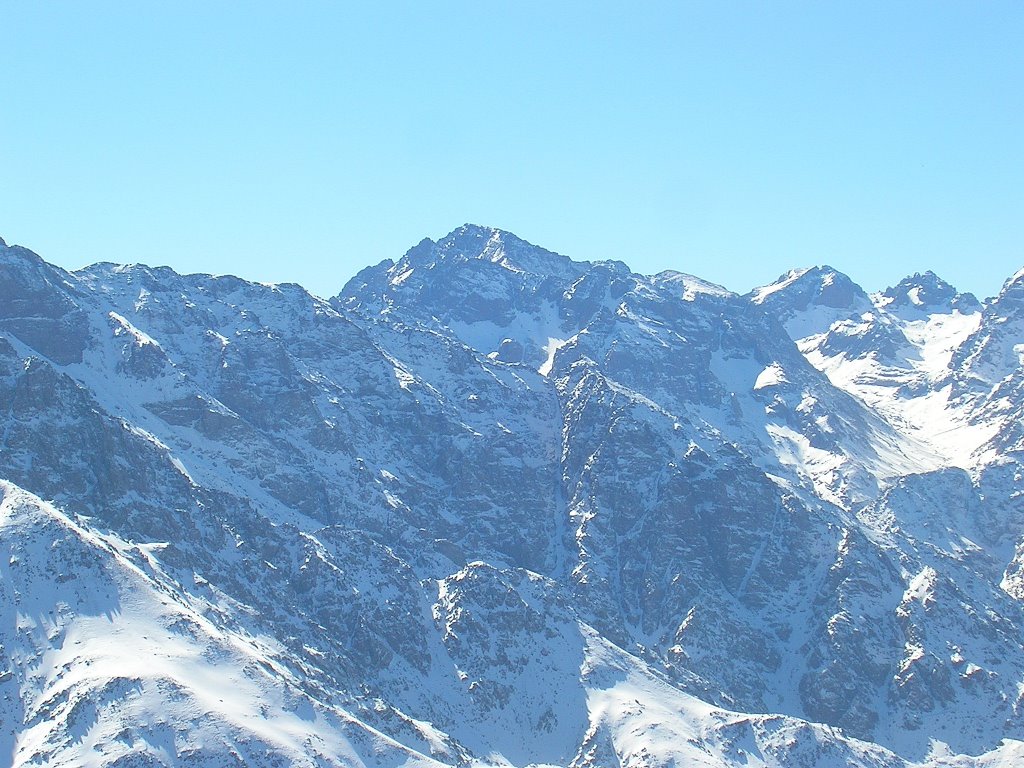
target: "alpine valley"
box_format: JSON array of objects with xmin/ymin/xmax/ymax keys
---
[{"xmin": 1, "ymin": 225, "xmax": 1023, "ymax": 768}]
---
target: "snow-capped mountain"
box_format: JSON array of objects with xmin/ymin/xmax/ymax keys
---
[{"xmin": 1, "ymin": 227, "xmax": 1022, "ymax": 767}]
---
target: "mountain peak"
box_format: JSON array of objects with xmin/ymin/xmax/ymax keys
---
[
  {"xmin": 750, "ymin": 264, "xmax": 867, "ymax": 311},
  {"xmin": 987, "ymin": 265, "xmax": 1024, "ymax": 318},
  {"xmin": 652, "ymin": 270, "xmax": 734, "ymax": 300},
  {"xmin": 429, "ymin": 224, "xmax": 580, "ymax": 277},
  {"xmin": 441, "ymin": 222, "xmax": 507, "ymax": 244},
  {"xmin": 0, "ymin": 240, "xmax": 44, "ymax": 267},
  {"xmin": 347, "ymin": 225, "xmax": 585, "ymax": 298},
  {"xmin": 747, "ymin": 265, "xmax": 874, "ymax": 340},
  {"xmin": 878, "ymin": 271, "xmax": 980, "ymax": 315},
  {"xmin": 1002, "ymin": 266, "xmax": 1024, "ymax": 295},
  {"xmin": 434, "ymin": 224, "xmax": 523, "ymax": 262}
]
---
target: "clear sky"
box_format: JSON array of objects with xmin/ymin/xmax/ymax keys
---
[{"xmin": 2, "ymin": 2, "xmax": 1022, "ymax": 299}]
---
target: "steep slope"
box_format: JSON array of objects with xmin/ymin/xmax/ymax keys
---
[
  {"xmin": 750, "ymin": 261, "xmax": 1024, "ymax": 755},
  {"xmin": 1, "ymin": 230, "xmax": 1023, "ymax": 766},
  {"xmin": 751, "ymin": 267, "xmax": 991, "ymax": 468},
  {"xmin": 339, "ymin": 228, "xmax": 1024, "ymax": 754},
  {"xmin": 9, "ymin": 479, "xmax": 1016, "ymax": 768},
  {"xmin": 0, "ymin": 481, "xmax": 451, "ymax": 768},
  {"xmin": 952, "ymin": 269, "xmax": 1024, "ymax": 459}
]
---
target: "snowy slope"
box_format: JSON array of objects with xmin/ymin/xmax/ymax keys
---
[
  {"xmin": 0, "ymin": 481, "xmax": 451, "ymax": 768},
  {"xmin": 5, "ymin": 480, "xmax": 980, "ymax": 768},
  {"xmin": 2, "ymin": 229, "xmax": 1024, "ymax": 766},
  {"xmin": 751, "ymin": 267, "xmax": 995, "ymax": 469}
]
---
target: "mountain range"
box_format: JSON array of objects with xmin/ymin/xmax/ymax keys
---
[{"xmin": 1, "ymin": 225, "xmax": 1023, "ymax": 767}]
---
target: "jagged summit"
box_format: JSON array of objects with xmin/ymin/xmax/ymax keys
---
[
  {"xmin": 878, "ymin": 271, "xmax": 980, "ymax": 315},
  {"xmin": 439, "ymin": 223, "xmax": 555, "ymax": 258},
  {"xmin": 399, "ymin": 223, "xmax": 584, "ymax": 281},
  {"xmin": 651, "ymin": 270, "xmax": 735, "ymax": 300},
  {"xmin": 76, "ymin": 261, "xmax": 192, "ymax": 287},
  {"xmin": 750, "ymin": 265, "xmax": 869, "ymax": 311},
  {"xmin": 338, "ymin": 224, "xmax": 588, "ymax": 312},
  {"xmin": 1000, "ymin": 265, "xmax": 1024, "ymax": 298},
  {"xmin": 947, "ymin": 263, "xmax": 1024, "ymax": 391},
  {"xmin": 882, "ymin": 270, "xmax": 954, "ymax": 304},
  {"xmin": 0, "ymin": 239, "xmax": 47, "ymax": 268},
  {"xmin": 338, "ymin": 225, "xmax": 637, "ymax": 371},
  {"xmin": 748, "ymin": 265, "xmax": 874, "ymax": 340}
]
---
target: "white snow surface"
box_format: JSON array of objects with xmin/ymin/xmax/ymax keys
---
[
  {"xmin": 799, "ymin": 308, "xmax": 992, "ymax": 469},
  {"xmin": 0, "ymin": 482, "xmax": 449, "ymax": 768}
]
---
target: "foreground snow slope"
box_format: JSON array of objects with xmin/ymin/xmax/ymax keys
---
[
  {"xmin": 0, "ymin": 481, "xmax": 451, "ymax": 768},
  {"xmin": 1, "ymin": 227, "xmax": 1023, "ymax": 766}
]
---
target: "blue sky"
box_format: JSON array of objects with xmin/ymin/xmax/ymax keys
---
[{"xmin": 2, "ymin": 2, "xmax": 1021, "ymax": 299}]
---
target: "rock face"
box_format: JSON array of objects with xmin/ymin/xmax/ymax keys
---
[{"xmin": 1, "ymin": 226, "xmax": 1023, "ymax": 767}]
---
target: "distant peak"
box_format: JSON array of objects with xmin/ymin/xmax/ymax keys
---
[
  {"xmin": 436, "ymin": 224, "xmax": 531, "ymax": 257},
  {"xmin": 880, "ymin": 271, "xmax": 979, "ymax": 313},
  {"xmin": 750, "ymin": 264, "xmax": 863, "ymax": 309},
  {"xmin": 884, "ymin": 270, "xmax": 953, "ymax": 296},
  {"xmin": 0, "ymin": 235, "xmax": 6, "ymax": 247},
  {"xmin": 991, "ymin": 266, "xmax": 1024, "ymax": 309},
  {"xmin": 447, "ymin": 223, "xmax": 504, "ymax": 239},
  {"xmin": 408, "ymin": 224, "xmax": 582, "ymax": 279},
  {"xmin": 810, "ymin": 264, "xmax": 841, "ymax": 276},
  {"xmin": 653, "ymin": 270, "xmax": 734, "ymax": 300},
  {"xmin": 0, "ymin": 241, "xmax": 47, "ymax": 269},
  {"xmin": 1004, "ymin": 266, "xmax": 1024, "ymax": 292}
]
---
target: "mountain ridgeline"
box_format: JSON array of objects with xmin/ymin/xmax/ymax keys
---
[{"xmin": 1, "ymin": 226, "xmax": 1023, "ymax": 767}]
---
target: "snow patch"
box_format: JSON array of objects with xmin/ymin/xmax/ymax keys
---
[
  {"xmin": 109, "ymin": 312, "xmax": 161, "ymax": 348},
  {"xmin": 390, "ymin": 267, "xmax": 415, "ymax": 286},
  {"xmin": 539, "ymin": 337, "xmax": 567, "ymax": 377},
  {"xmin": 750, "ymin": 268, "xmax": 812, "ymax": 304},
  {"xmin": 754, "ymin": 363, "xmax": 788, "ymax": 390}
]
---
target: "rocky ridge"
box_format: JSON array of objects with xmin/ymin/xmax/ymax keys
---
[{"xmin": 1, "ymin": 226, "xmax": 1022, "ymax": 766}]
